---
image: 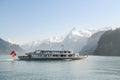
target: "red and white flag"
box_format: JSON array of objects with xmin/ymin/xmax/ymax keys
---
[{"xmin": 10, "ymin": 51, "xmax": 16, "ymax": 57}]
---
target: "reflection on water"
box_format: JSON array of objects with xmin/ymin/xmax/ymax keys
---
[{"xmin": 0, "ymin": 55, "xmax": 120, "ymax": 80}]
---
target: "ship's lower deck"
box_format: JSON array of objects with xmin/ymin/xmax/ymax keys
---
[{"xmin": 18, "ymin": 56, "xmax": 87, "ymax": 60}]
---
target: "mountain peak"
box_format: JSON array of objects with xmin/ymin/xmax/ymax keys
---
[
  {"xmin": 69, "ymin": 28, "xmax": 92, "ymax": 38},
  {"xmin": 71, "ymin": 27, "xmax": 77, "ymax": 31}
]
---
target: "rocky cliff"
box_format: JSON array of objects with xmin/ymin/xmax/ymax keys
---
[{"xmin": 94, "ymin": 28, "xmax": 120, "ymax": 56}]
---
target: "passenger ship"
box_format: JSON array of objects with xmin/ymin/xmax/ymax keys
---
[{"xmin": 18, "ymin": 50, "xmax": 87, "ymax": 60}]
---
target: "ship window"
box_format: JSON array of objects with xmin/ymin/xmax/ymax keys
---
[
  {"xmin": 53, "ymin": 55, "xmax": 59, "ymax": 57},
  {"xmin": 39, "ymin": 54, "xmax": 42, "ymax": 56},
  {"xmin": 61, "ymin": 55, "xmax": 66, "ymax": 57},
  {"xmin": 53, "ymin": 55, "xmax": 55, "ymax": 57},
  {"xmin": 68, "ymin": 51, "xmax": 70, "ymax": 53},
  {"xmin": 68, "ymin": 54, "xmax": 73, "ymax": 57},
  {"xmin": 49, "ymin": 51, "xmax": 52, "ymax": 53},
  {"xmin": 47, "ymin": 54, "xmax": 51, "ymax": 56},
  {"xmin": 44, "ymin": 55, "xmax": 47, "ymax": 57}
]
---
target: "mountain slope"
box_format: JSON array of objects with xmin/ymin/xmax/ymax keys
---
[
  {"xmin": 81, "ymin": 31, "xmax": 105, "ymax": 55},
  {"xmin": 0, "ymin": 38, "xmax": 24, "ymax": 55},
  {"xmin": 94, "ymin": 28, "xmax": 120, "ymax": 56}
]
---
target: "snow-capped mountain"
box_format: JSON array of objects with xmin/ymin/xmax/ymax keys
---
[
  {"xmin": 21, "ymin": 40, "xmax": 41, "ymax": 52},
  {"xmin": 0, "ymin": 26, "xmax": 116, "ymax": 55},
  {"xmin": 21, "ymin": 36, "xmax": 65, "ymax": 52},
  {"xmin": 64, "ymin": 27, "xmax": 92, "ymax": 42},
  {"xmin": 62, "ymin": 28, "xmax": 92, "ymax": 52},
  {"xmin": 21, "ymin": 28, "xmax": 93, "ymax": 52},
  {"xmin": 21, "ymin": 27, "xmax": 114, "ymax": 53},
  {"xmin": 68, "ymin": 27, "xmax": 92, "ymax": 38},
  {"xmin": 42, "ymin": 36, "xmax": 65, "ymax": 44}
]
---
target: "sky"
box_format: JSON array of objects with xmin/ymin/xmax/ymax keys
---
[{"xmin": 0, "ymin": 0, "xmax": 120, "ymax": 44}]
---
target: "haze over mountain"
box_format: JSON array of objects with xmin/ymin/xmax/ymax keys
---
[
  {"xmin": 22, "ymin": 27, "xmax": 113, "ymax": 53},
  {"xmin": 0, "ymin": 38, "xmax": 24, "ymax": 55},
  {"xmin": 0, "ymin": 27, "xmax": 117, "ymax": 56},
  {"xmin": 21, "ymin": 28, "xmax": 92, "ymax": 52}
]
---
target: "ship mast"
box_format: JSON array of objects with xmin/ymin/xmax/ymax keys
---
[{"xmin": 61, "ymin": 45, "xmax": 64, "ymax": 51}]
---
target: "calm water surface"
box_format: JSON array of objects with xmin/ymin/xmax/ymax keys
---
[{"xmin": 0, "ymin": 55, "xmax": 120, "ymax": 80}]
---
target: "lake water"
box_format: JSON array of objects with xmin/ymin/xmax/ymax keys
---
[{"xmin": 0, "ymin": 55, "xmax": 120, "ymax": 80}]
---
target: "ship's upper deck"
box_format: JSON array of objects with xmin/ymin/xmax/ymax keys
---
[{"xmin": 26, "ymin": 50, "xmax": 74, "ymax": 55}]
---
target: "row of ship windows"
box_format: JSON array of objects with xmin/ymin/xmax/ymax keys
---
[
  {"xmin": 35, "ymin": 51, "xmax": 72, "ymax": 54},
  {"xmin": 32, "ymin": 54, "xmax": 73, "ymax": 57}
]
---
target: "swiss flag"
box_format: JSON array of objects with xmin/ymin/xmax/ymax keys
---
[{"xmin": 10, "ymin": 51, "xmax": 16, "ymax": 57}]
